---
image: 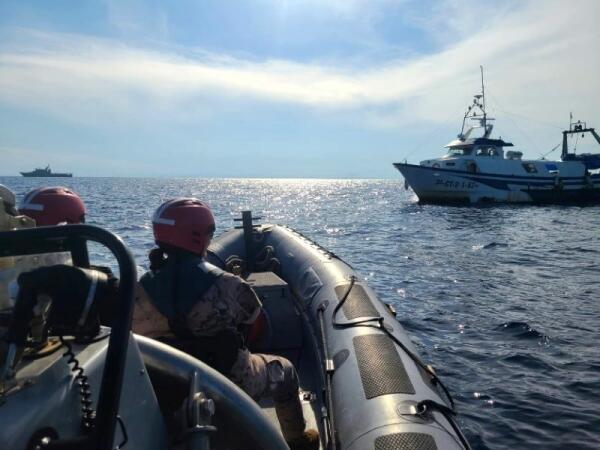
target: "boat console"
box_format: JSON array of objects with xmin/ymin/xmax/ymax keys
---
[{"xmin": 246, "ymin": 271, "xmax": 303, "ymax": 351}]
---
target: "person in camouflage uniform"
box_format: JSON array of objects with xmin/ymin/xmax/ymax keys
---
[{"xmin": 132, "ymin": 198, "xmax": 318, "ymax": 449}]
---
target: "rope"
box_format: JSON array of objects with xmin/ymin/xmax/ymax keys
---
[
  {"xmin": 573, "ymin": 133, "xmax": 580, "ymax": 153},
  {"xmin": 539, "ymin": 142, "xmax": 561, "ymax": 160},
  {"xmin": 399, "ymin": 106, "xmax": 467, "ymax": 162},
  {"xmin": 330, "ymin": 277, "xmax": 472, "ymax": 450},
  {"xmin": 486, "ymin": 91, "xmax": 563, "ymax": 130},
  {"xmin": 332, "ymin": 276, "xmax": 456, "ymax": 410}
]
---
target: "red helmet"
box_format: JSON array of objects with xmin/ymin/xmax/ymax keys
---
[
  {"xmin": 152, "ymin": 198, "xmax": 215, "ymax": 255},
  {"xmin": 20, "ymin": 186, "xmax": 86, "ymax": 226}
]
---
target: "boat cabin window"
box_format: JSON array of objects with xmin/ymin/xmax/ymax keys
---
[
  {"xmin": 466, "ymin": 161, "xmax": 478, "ymax": 173},
  {"xmin": 447, "ymin": 148, "xmax": 472, "ymax": 156},
  {"xmin": 506, "ymin": 151, "xmax": 523, "ymax": 160},
  {"xmin": 476, "ymin": 147, "xmax": 498, "ymax": 157},
  {"xmin": 522, "ymin": 163, "xmax": 538, "ymax": 173}
]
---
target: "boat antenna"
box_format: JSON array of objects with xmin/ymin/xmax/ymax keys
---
[
  {"xmin": 458, "ymin": 66, "xmax": 491, "ymax": 139},
  {"xmin": 480, "ymin": 65, "xmax": 486, "ymax": 131}
]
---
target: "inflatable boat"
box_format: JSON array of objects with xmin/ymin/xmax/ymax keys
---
[{"xmin": 0, "ymin": 213, "xmax": 470, "ymax": 450}]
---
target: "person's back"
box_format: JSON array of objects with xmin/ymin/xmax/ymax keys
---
[{"xmin": 132, "ymin": 198, "xmax": 319, "ymax": 449}]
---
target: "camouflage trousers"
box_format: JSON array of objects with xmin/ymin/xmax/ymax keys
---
[{"xmin": 229, "ymin": 349, "xmax": 306, "ymax": 441}]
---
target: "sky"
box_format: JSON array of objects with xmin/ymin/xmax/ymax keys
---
[{"xmin": 0, "ymin": 0, "xmax": 599, "ymax": 178}]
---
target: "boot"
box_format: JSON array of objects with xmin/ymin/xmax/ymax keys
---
[
  {"xmin": 274, "ymin": 396, "xmax": 320, "ymax": 450},
  {"xmin": 274, "ymin": 395, "xmax": 305, "ymax": 442},
  {"xmin": 286, "ymin": 428, "xmax": 320, "ymax": 450}
]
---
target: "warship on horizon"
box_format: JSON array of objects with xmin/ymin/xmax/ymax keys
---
[{"xmin": 20, "ymin": 165, "xmax": 72, "ymax": 177}]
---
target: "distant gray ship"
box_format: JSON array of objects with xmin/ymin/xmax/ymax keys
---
[{"xmin": 20, "ymin": 165, "xmax": 72, "ymax": 177}]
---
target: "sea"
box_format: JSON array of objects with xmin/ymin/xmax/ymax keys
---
[{"xmin": 2, "ymin": 176, "xmax": 599, "ymax": 450}]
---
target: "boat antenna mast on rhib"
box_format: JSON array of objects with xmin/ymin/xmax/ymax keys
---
[{"xmin": 458, "ymin": 66, "xmax": 494, "ymax": 141}]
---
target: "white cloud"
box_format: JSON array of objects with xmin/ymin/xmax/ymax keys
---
[{"xmin": 0, "ymin": 0, "xmax": 598, "ymax": 131}]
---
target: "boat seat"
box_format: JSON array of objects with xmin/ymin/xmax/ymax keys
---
[{"xmin": 247, "ymin": 272, "xmax": 303, "ymax": 351}]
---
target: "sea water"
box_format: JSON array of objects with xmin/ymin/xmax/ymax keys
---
[{"xmin": 2, "ymin": 176, "xmax": 599, "ymax": 450}]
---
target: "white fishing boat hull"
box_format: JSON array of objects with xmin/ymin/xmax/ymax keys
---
[{"xmin": 394, "ymin": 163, "xmax": 600, "ymax": 204}]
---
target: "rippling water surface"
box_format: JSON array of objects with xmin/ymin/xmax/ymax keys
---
[{"xmin": 2, "ymin": 176, "xmax": 599, "ymax": 449}]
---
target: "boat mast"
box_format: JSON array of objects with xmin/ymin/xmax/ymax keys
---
[
  {"xmin": 480, "ymin": 65, "xmax": 487, "ymax": 132},
  {"xmin": 459, "ymin": 66, "xmax": 492, "ymax": 139}
]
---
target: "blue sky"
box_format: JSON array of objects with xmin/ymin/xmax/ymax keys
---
[{"xmin": 1, "ymin": 0, "xmax": 599, "ymax": 178}]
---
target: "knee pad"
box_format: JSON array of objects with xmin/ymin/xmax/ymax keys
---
[{"xmin": 266, "ymin": 358, "xmax": 298, "ymax": 402}]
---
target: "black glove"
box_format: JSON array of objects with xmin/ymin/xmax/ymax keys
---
[{"xmin": 90, "ymin": 265, "xmax": 120, "ymax": 327}]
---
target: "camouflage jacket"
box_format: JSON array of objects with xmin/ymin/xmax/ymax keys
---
[{"xmin": 132, "ymin": 270, "xmax": 262, "ymax": 338}]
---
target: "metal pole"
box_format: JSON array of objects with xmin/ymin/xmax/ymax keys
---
[
  {"xmin": 480, "ymin": 65, "xmax": 486, "ymax": 129},
  {"xmin": 242, "ymin": 211, "xmax": 255, "ymax": 271}
]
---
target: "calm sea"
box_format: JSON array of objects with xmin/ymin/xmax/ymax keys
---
[{"xmin": 2, "ymin": 176, "xmax": 599, "ymax": 449}]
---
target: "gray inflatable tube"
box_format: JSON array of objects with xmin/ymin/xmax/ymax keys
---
[
  {"xmin": 135, "ymin": 335, "xmax": 290, "ymax": 450},
  {"xmin": 208, "ymin": 225, "xmax": 470, "ymax": 450}
]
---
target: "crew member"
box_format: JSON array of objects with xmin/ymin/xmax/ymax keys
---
[
  {"xmin": 16, "ymin": 186, "xmax": 86, "ymax": 271},
  {"xmin": 132, "ymin": 198, "xmax": 319, "ymax": 449},
  {"xmin": 16, "ymin": 186, "xmax": 118, "ymax": 324},
  {"xmin": 0, "ymin": 185, "xmax": 35, "ymax": 309}
]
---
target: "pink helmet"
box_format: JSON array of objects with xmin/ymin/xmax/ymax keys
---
[
  {"xmin": 20, "ymin": 186, "xmax": 86, "ymax": 226},
  {"xmin": 152, "ymin": 198, "xmax": 215, "ymax": 255}
]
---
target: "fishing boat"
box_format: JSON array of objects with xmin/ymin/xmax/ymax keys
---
[
  {"xmin": 0, "ymin": 212, "xmax": 470, "ymax": 450},
  {"xmin": 393, "ymin": 71, "xmax": 600, "ymax": 204},
  {"xmin": 20, "ymin": 165, "xmax": 73, "ymax": 178}
]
